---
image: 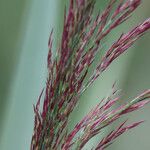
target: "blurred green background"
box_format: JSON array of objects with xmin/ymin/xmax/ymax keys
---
[{"xmin": 0, "ymin": 0, "xmax": 150, "ymax": 149}]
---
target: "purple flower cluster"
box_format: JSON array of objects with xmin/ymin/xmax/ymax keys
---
[{"xmin": 30, "ymin": 0, "xmax": 150, "ymax": 149}]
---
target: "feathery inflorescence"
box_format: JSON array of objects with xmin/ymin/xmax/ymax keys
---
[{"xmin": 30, "ymin": 0, "xmax": 150, "ymax": 149}]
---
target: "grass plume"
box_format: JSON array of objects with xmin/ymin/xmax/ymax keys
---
[{"xmin": 30, "ymin": 0, "xmax": 150, "ymax": 149}]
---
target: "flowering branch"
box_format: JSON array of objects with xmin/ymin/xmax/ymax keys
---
[
  {"xmin": 62, "ymin": 90, "xmax": 150, "ymax": 149},
  {"xmin": 95, "ymin": 120, "xmax": 144, "ymax": 150},
  {"xmin": 30, "ymin": 0, "xmax": 150, "ymax": 149}
]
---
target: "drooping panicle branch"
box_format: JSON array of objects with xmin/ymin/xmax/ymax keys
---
[
  {"xmin": 61, "ymin": 90, "xmax": 150, "ymax": 149},
  {"xmin": 95, "ymin": 120, "xmax": 144, "ymax": 150}
]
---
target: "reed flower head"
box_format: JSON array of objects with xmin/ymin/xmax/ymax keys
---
[{"xmin": 30, "ymin": 0, "xmax": 150, "ymax": 149}]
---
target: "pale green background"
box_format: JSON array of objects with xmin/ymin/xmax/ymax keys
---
[{"xmin": 0, "ymin": 0, "xmax": 150, "ymax": 150}]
